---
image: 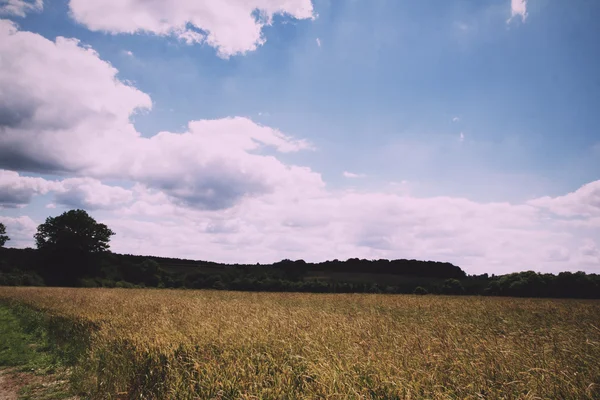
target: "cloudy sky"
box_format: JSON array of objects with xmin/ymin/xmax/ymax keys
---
[{"xmin": 0, "ymin": 0, "xmax": 599, "ymax": 274}]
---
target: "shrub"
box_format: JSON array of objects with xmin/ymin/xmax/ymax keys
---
[{"xmin": 413, "ymin": 286, "xmax": 429, "ymax": 295}]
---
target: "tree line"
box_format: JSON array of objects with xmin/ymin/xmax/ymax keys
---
[{"xmin": 0, "ymin": 210, "xmax": 598, "ymax": 298}]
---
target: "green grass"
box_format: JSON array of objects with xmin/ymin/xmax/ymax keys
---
[
  {"xmin": 0, "ymin": 304, "xmax": 74, "ymax": 399},
  {"xmin": 0, "ymin": 305, "xmax": 54, "ymax": 370},
  {"xmin": 18, "ymin": 380, "xmax": 73, "ymax": 400}
]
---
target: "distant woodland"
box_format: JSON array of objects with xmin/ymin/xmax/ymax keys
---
[{"xmin": 0, "ymin": 210, "xmax": 598, "ymax": 298}]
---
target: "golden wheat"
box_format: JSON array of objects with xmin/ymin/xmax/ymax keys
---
[{"xmin": 0, "ymin": 287, "xmax": 598, "ymax": 399}]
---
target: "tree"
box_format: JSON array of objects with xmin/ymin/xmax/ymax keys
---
[
  {"xmin": 123, "ymin": 259, "xmax": 163, "ymax": 286},
  {"xmin": 35, "ymin": 210, "xmax": 114, "ymax": 253},
  {"xmin": 441, "ymin": 278, "xmax": 465, "ymax": 295},
  {"xmin": 35, "ymin": 210, "xmax": 114, "ymax": 285},
  {"xmin": 0, "ymin": 222, "xmax": 9, "ymax": 247}
]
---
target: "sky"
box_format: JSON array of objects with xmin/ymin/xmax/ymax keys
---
[{"xmin": 0, "ymin": 0, "xmax": 599, "ymax": 275}]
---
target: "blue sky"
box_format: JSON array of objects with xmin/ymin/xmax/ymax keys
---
[{"xmin": 1, "ymin": 0, "xmax": 599, "ymax": 274}]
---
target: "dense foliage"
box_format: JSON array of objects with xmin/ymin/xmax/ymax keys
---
[
  {"xmin": 0, "ymin": 209, "xmax": 598, "ymax": 298},
  {"xmin": 34, "ymin": 209, "xmax": 114, "ymax": 253},
  {"xmin": 33, "ymin": 209, "xmax": 114, "ymax": 285},
  {"xmin": 0, "ymin": 222, "xmax": 8, "ymax": 247},
  {"xmin": 1, "ymin": 247, "xmax": 599, "ymax": 298}
]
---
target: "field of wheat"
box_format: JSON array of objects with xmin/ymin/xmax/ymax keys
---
[{"xmin": 0, "ymin": 287, "xmax": 599, "ymax": 399}]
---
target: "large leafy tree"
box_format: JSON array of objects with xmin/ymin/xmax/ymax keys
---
[
  {"xmin": 0, "ymin": 222, "xmax": 9, "ymax": 247},
  {"xmin": 35, "ymin": 210, "xmax": 114, "ymax": 285},
  {"xmin": 35, "ymin": 209, "xmax": 114, "ymax": 253}
]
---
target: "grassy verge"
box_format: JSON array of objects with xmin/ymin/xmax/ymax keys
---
[
  {"xmin": 0, "ymin": 303, "xmax": 82, "ymax": 399},
  {"xmin": 0, "ymin": 305, "xmax": 54, "ymax": 369}
]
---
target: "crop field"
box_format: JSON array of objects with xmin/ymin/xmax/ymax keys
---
[{"xmin": 0, "ymin": 287, "xmax": 599, "ymax": 399}]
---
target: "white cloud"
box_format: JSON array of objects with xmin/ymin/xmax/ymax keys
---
[
  {"xmin": 579, "ymin": 239, "xmax": 599, "ymax": 255},
  {"xmin": 544, "ymin": 246, "xmax": 570, "ymax": 262},
  {"xmin": 92, "ymin": 184, "xmax": 598, "ymax": 274},
  {"xmin": 459, "ymin": 132, "xmax": 465, "ymax": 142},
  {"xmin": 54, "ymin": 178, "xmax": 133, "ymax": 210},
  {"xmin": 0, "ymin": 169, "xmax": 59, "ymax": 208},
  {"xmin": 316, "ymin": 38, "xmax": 321, "ymax": 47},
  {"xmin": 0, "ymin": 0, "xmax": 42, "ymax": 17},
  {"xmin": 0, "ymin": 19, "xmax": 152, "ymax": 173},
  {"xmin": 528, "ymin": 180, "xmax": 600, "ymax": 217},
  {"xmin": 3, "ymin": 173, "xmax": 600, "ymax": 274},
  {"xmin": 123, "ymin": 50, "xmax": 133, "ymax": 56},
  {"xmin": 0, "ymin": 170, "xmax": 132, "ymax": 210},
  {"xmin": 0, "ymin": 215, "xmax": 37, "ymax": 248},
  {"xmin": 508, "ymin": 0, "xmax": 527, "ymax": 23},
  {"xmin": 68, "ymin": 0, "xmax": 314, "ymax": 57},
  {"xmin": 452, "ymin": 116, "xmax": 460, "ymax": 122},
  {"xmin": 0, "ymin": 24, "xmax": 319, "ymax": 210},
  {"xmin": 343, "ymin": 171, "xmax": 366, "ymax": 179},
  {"xmin": 2, "ymin": 22, "xmax": 599, "ymax": 275},
  {"xmin": 384, "ymin": 181, "xmax": 412, "ymax": 197},
  {"xmin": 127, "ymin": 117, "xmax": 318, "ymax": 209}
]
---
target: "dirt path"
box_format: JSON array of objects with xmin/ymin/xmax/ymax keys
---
[
  {"xmin": 0, "ymin": 368, "xmax": 78, "ymax": 400},
  {"xmin": 0, "ymin": 369, "xmax": 20, "ymax": 400}
]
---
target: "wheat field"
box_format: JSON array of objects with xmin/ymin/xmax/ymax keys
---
[{"xmin": 0, "ymin": 287, "xmax": 599, "ymax": 399}]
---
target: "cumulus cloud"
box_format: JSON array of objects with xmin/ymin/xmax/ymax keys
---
[
  {"xmin": 0, "ymin": 170, "xmax": 133, "ymax": 210},
  {"xmin": 0, "ymin": 19, "xmax": 152, "ymax": 173},
  {"xmin": 0, "ymin": 23, "xmax": 318, "ymax": 210},
  {"xmin": 0, "ymin": 215, "xmax": 37, "ymax": 248},
  {"xmin": 2, "ymin": 22, "xmax": 599, "ymax": 275},
  {"xmin": 0, "ymin": 0, "xmax": 41, "ymax": 17},
  {"xmin": 528, "ymin": 180, "xmax": 600, "ymax": 217},
  {"xmin": 127, "ymin": 117, "xmax": 318, "ymax": 209},
  {"xmin": 579, "ymin": 239, "xmax": 599, "ymax": 255},
  {"xmin": 92, "ymin": 184, "xmax": 599, "ymax": 274},
  {"xmin": 3, "ymin": 172, "xmax": 600, "ymax": 274},
  {"xmin": 0, "ymin": 170, "xmax": 59, "ymax": 208},
  {"xmin": 452, "ymin": 117, "xmax": 460, "ymax": 122},
  {"xmin": 316, "ymin": 38, "xmax": 321, "ymax": 47},
  {"xmin": 508, "ymin": 0, "xmax": 527, "ymax": 22},
  {"xmin": 544, "ymin": 246, "xmax": 570, "ymax": 262},
  {"xmin": 54, "ymin": 178, "xmax": 133, "ymax": 210},
  {"xmin": 68, "ymin": 0, "xmax": 314, "ymax": 57}
]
